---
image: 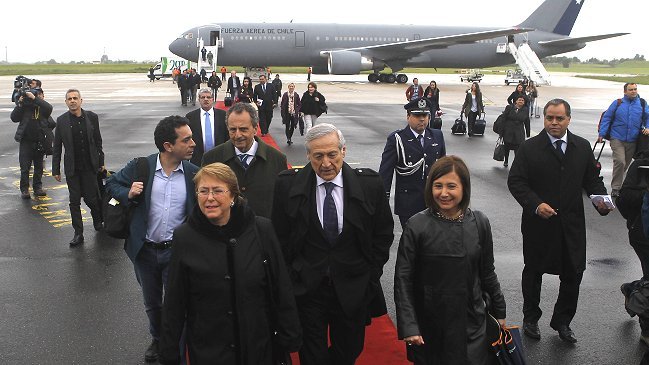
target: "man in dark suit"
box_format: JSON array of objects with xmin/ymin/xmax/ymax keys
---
[
  {"xmin": 226, "ymin": 70, "xmax": 241, "ymax": 101},
  {"xmin": 508, "ymin": 98, "xmax": 613, "ymax": 344},
  {"xmin": 186, "ymin": 88, "xmax": 228, "ymax": 165},
  {"xmin": 272, "ymin": 123, "xmax": 394, "ymax": 365},
  {"xmin": 253, "ymin": 74, "xmax": 278, "ymax": 136},
  {"xmin": 188, "ymin": 69, "xmax": 202, "ymax": 106},
  {"xmin": 177, "ymin": 69, "xmax": 191, "ymax": 106},
  {"xmin": 202, "ymin": 102, "xmax": 287, "ymax": 218},
  {"xmin": 105, "ymin": 116, "xmax": 198, "ymax": 362},
  {"xmin": 52, "ymin": 89, "xmax": 105, "ymax": 246},
  {"xmin": 379, "ymin": 98, "xmax": 446, "ymax": 228}
]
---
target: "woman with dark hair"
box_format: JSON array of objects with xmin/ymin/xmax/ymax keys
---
[
  {"xmin": 159, "ymin": 163, "xmax": 302, "ymax": 364},
  {"xmin": 300, "ymin": 82, "xmax": 327, "ymax": 135},
  {"xmin": 526, "ymin": 81, "xmax": 538, "ymax": 117},
  {"xmin": 280, "ymin": 83, "xmax": 302, "ymax": 145},
  {"xmin": 501, "ymin": 96, "xmax": 531, "ymax": 168},
  {"xmin": 424, "ymin": 81, "xmax": 441, "ymax": 114},
  {"xmin": 507, "ymin": 83, "xmax": 529, "ymax": 107},
  {"xmin": 394, "ymin": 155, "xmax": 506, "ymax": 365},
  {"xmin": 461, "ymin": 82, "xmax": 484, "ymax": 137},
  {"xmin": 238, "ymin": 77, "xmax": 254, "ymax": 103}
]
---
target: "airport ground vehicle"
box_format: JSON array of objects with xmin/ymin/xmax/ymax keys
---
[
  {"xmin": 505, "ymin": 69, "xmax": 528, "ymax": 85},
  {"xmin": 460, "ymin": 69, "xmax": 484, "ymax": 82},
  {"xmin": 150, "ymin": 56, "xmax": 194, "ymax": 80}
]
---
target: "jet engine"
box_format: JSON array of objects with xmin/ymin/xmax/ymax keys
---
[{"xmin": 327, "ymin": 51, "xmax": 380, "ymax": 75}]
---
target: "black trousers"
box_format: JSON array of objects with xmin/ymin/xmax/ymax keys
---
[
  {"xmin": 19, "ymin": 140, "xmax": 44, "ymax": 192},
  {"xmin": 259, "ymin": 108, "xmax": 274, "ymax": 134},
  {"xmin": 284, "ymin": 114, "xmax": 296, "ymax": 141},
  {"xmin": 467, "ymin": 111, "xmax": 478, "ymax": 135},
  {"xmin": 179, "ymin": 88, "xmax": 187, "ymax": 105},
  {"xmin": 521, "ymin": 257, "xmax": 583, "ymax": 328},
  {"xmin": 503, "ymin": 143, "xmax": 520, "ymax": 165},
  {"xmin": 631, "ymin": 238, "xmax": 649, "ymax": 280},
  {"xmin": 66, "ymin": 169, "xmax": 102, "ymax": 234},
  {"xmin": 297, "ymin": 281, "xmax": 367, "ymax": 365}
]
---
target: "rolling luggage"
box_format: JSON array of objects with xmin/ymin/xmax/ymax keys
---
[
  {"xmin": 473, "ymin": 113, "xmax": 486, "ymax": 136},
  {"xmin": 224, "ymin": 92, "xmax": 234, "ymax": 107},
  {"xmin": 431, "ymin": 117, "xmax": 442, "ymax": 130},
  {"xmin": 451, "ymin": 116, "xmax": 466, "ymax": 135}
]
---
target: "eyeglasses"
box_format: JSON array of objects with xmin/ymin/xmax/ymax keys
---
[{"xmin": 196, "ymin": 189, "xmax": 229, "ymax": 197}]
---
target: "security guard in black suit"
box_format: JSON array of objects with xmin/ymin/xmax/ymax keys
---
[{"xmin": 379, "ymin": 98, "xmax": 446, "ymax": 228}]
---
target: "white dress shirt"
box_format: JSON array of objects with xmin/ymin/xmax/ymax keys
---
[
  {"xmin": 547, "ymin": 132, "xmax": 568, "ymax": 154},
  {"xmin": 316, "ymin": 171, "xmax": 344, "ymax": 234},
  {"xmin": 234, "ymin": 139, "xmax": 259, "ymax": 166}
]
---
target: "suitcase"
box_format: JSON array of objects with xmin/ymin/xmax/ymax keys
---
[
  {"xmin": 593, "ymin": 140, "xmax": 605, "ymax": 174},
  {"xmin": 473, "ymin": 113, "xmax": 487, "ymax": 136},
  {"xmin": 224, "ymin": 92, "xmax": 234, "ymax": 107},
  {"xmin": 451, "ymin": 117, "xmax": 466, "ymax": 135},
  {"xmin": 431, "ymin": 117, "xmax": 442, "ymax": 130}
]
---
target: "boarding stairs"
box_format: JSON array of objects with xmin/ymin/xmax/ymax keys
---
[
  {"xmin": 197, "ymin": 38, "xmax": 218, "ymax": 78},
  {"xmin": 507, "ymin": 42, "xmax": 551, "ymax": 86}
]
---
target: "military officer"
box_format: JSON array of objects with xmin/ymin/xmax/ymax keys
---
[{"xmin": 379, "ymin": 98, "xmax": 446, "ymax": 228}]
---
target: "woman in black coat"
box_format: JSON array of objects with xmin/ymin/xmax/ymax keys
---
[
  {"xmin": 159, "ymin": 163, "xmax": 301, "ymax": 365},
  {"xmin": 238, "ymin": 77, "xmax": 254, "ymax": 103},
  {"xmin": 501, "ymin": 96, "xmax": 531, "ymax": 167},
  {"xmin": 424, "ymin": 80, "xmax": 440, "ymax": 114},
  {"xmin": 395, "ymin": 156, "xmax": 506, "ymax": 365},
  {"xmin": 280, "ymin": 82, "xmax": 302, "ymax": 145},
  {"xmin": 507, "ymin": 83, "xmax": 529, "ymax": 106},
  {"xmin": 461, "ymin": 82, "xmax": 484, "ymax": 136},
  {"xmin": 300, "ymin": 82, "xmax": 326, "ymax": 134}
]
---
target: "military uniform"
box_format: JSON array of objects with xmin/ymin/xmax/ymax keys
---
[{"xmin": 379, "ymin": 98, "xmax": 446, "ymax": 228}]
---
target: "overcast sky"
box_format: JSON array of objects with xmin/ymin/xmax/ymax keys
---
[{"xmin": 4, "ymin": 0, "xmax": 646, "ymax": 64}]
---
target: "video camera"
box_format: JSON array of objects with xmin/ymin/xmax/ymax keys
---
[{"xmin": 12, "ymin": 75, "xmax": 41, "ymax": 106}]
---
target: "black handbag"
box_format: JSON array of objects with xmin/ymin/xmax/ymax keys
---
[
  {"xmin": 490, "ymin": 324, "xmax": 528, "ymax": 365},
  {"xmin": 102, "ymin": 157, "xmax": 149, "ymax": 239},
  {"xmin": 493, "ymin": 137, "xmax": 506, "ymax": 161},
  {"xmin": 493, "ymin": 113, "xmax": 506, "ymax": 135}
]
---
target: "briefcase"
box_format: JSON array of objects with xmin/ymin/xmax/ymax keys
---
[{"xmin": 224, "ymin": 92, "xmax": 234, "ymax": 107}]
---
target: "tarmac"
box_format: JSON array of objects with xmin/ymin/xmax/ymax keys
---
[{"xmin": 1, "ymin": 72, "xmax": 648, "ymax": 364}]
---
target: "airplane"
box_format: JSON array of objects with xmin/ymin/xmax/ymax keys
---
[{"xmin": 168, "ymin": 0, "xmax": 628, "ymax": 84}]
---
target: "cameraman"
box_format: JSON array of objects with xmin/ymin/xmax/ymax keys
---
[{"xmin": 11, "ymin": 88, "xmax": 54, "ymax": 199}]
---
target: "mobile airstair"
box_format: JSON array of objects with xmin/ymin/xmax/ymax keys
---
[{"xmin": 507, "ymin": 42, "xmax": 551, "ymax": 86}]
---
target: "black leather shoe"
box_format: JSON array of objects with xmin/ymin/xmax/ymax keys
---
[
  {"xmin": 34, "ymin": 188, "xmax": 47, "ymax": 197},
  {"xmin": 621, "ymin": 283, "xmax": 637, "ymax": 317},
  {"xmin": 69, "ymin": 233, "xmax": 84, "ymax": 246},
  {"xmin": 523, "ymin": 321, "xmax": 541, "ymax": 339},
  {"xmin": 145, "ymin": 339, "xmax": 159, "ymax": 362},
  {"xmin": 21, "ymin": 191, "xmax": 31, "ymax": 199},
  {"xmin": 556, "ymin": 325, "xmax": 577, "ymax": 343},
  {"xmin": 93, "ymin": 221, "xmax": 104, "ymax": 231}
]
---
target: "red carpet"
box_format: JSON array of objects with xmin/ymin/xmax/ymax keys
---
[{"xmin": 215, "ymin": 101, "xmax": 406, "ymax": 364}]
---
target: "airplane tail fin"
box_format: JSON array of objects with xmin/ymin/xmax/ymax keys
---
[{"xmin": 519, "ymin": 0, "xmax": 585, "ymax": 36}]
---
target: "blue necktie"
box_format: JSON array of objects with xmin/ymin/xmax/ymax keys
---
[
  {"xmin": 322, "ymin": 182, "xmax": 339, "ymax": 244},
  {"xmin": 555, "ymin": 140, "xmax": 564, "ymax": 156},
  {"xmin": 238, "ymin": 154, "xmax": 249, "ymax": 169},
  {"xmin": 204, "ymin": 112, "xmax": 214, "ymax": 152},
  {"xmin": 418, "ymin": 134, "xmax": 424, "ymax": 148}
]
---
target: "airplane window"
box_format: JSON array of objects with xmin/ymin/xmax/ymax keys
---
[
  {"xmin": 316, "ymin": 36, "xmax": 320, "ymax": 40},
  {"xmin": 282, "ymin": 36, "xmax": 285, "ymax": 40},
  {"xmin": 326, "ymin": 37, "xmax": 329, "ymax": 41}
]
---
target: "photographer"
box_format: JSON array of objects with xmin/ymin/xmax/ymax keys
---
[{"xmin": 11, "ymin": 87, "xmax": 54, "ymax": 199}]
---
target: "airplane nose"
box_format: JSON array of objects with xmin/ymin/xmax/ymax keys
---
[{"xmin": 169, "ymin": 38, "xmax": 186, "ymax": 59}]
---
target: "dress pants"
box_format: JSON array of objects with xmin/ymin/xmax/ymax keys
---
[
  {"xmin": 503, "ymin": 143, "xmax": 520, "ymax": 165},
  {"xmin": 259, "ymin": 108, "xmax": 274, "ymax": 135},
  {"xmin": 19, "ymin": 140, "xmax": 44, "ymax": 193},
  {"xmin": 66, "ymin": 169, "xmax": 101, "ymax": 234},
  {"xmin": 297, "ymin": 280, "xmax": 367, "ymax": 365},
  {"xmin": 610, "ymin": 138, "xmax": 636, "ymax": 192},
  {"xmin": 134, "ymin": 244, "xmax": 172, "ymax": 340},
  {"xmin": 190, "ymin": 86, "xmax": 198, "ymax": 105},
  {"xmin": 467, "ymin": 111, "xmax": 478, "ymax": 135},
  {"xmin": 522, "ymin": 242, "xmax": 584, "ymax": 328},
  {"xmin": 304, "ymin": 115, "xmax": 318, "ymax": 134},
  {"xmin": 284, "ymin": 114, "xmax": 296, "ymax": 141},
  {"xmin": 179, "ymin": 88, "xmax": 187, "ymax": 105}
]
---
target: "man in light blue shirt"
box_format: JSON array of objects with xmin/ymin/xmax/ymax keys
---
[{"xmin": 106, "ymin": 116, "xmax": 199, "ymax": 363}]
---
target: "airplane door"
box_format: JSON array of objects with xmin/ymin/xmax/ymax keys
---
[
  {"xmin": 209, "ymin": 31, "xmax": 220, "ymax": 46},
  {"xmin": 295, "ymin": 31, "xmax": 305, "ymax": 47}
]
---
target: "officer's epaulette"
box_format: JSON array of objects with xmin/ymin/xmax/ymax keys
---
[
  {"xmin": 390, "ymin": 128, "xmax": 404, "ymax": 136},
  {"xmin": 354, "ymin": 167, "xmax": 378, "ymax": 176},
  {"xmin": 278, "ymin": 168, "xmax": 301, "ymax": 176}
]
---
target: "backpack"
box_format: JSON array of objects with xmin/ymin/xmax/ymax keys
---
[
  {"xmin": 103, "ymin": 157, "xmax": 149, "ymax": 239},
  {"xmin": 626, "ymin": 280, "xmax": 649, "ymax": 318},
  {"xmin": 598, "ymin": 97, "xmax": 647, "ymax": 140}
]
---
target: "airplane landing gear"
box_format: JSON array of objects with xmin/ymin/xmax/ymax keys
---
[
  {"xmin": 368, "ymin": 73, "xmax": 379, "ymax": 83},
  {"xmin": 396, "ymin": 74, "xmax": 408, "ymax": 84},
  {"xmin": 370, "ymin": 73, "xmax": 404, "ymax": 84},
  {"xmin": 379, "ymin": 74, "xmax": 396, "ymax": 83}
]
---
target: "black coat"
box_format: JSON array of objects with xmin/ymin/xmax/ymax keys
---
[
  {"xmin": 394, "ymin": 210, "xmax": 506, "ymax": 365},
  {"xmin": 501, "ymin": 104, "xmax": 530, "ymax": 145},
  {"xmin": 423, "ymin": 87, "xmax": 440, "ymax": 112},
  {"xmin": 52, "ymin": 109, "xmax": 104, "ymax": 177},
  {"xmin": 379, "ymin": 126, "xmax": 446, "ymax": 219},
  {"xmin": 507, "ymin": 90, "xmax": 529, "ymax": 106},
  {"xmin": 271, "ymin": 163, "xmax": 394, "ymax": 318},
  {"xmin": 159, "ymin": 203, "xmax": 301, "ymax": 365},
  {"xmin": 227, "ymin": 76, "xmax": 241, "ymax": 94},
  {"xmin": 253, "ymin": 83, "xmax": 278, "ymax": 111},
  {"xmin": 178, "ymin": 74, "xmax": 192, "ymax": 90},
  {"xmin": 507, "ymin": 130, "xmax": 607, "ymax": 274},
  {"xmin": 201, "ymin": 137, "xmax": 288, "ymax": 219},
  {"xmin": 185, "ymin": 107, "xmax": 228, "ymax": 166},
  {"xmin": 300, "ymin": 91, "xmax": 326, "ymax": 116},
  {"xmin": 11, "ymin": 97, "xmax": 53, "ymax": 142},
  {"xmin": 617, "ymin": 151, "xmax": 649, "ymax": 246},
  {"xmin": 207, "ymin": 75, "xmax": 222, "ymax": 89}
]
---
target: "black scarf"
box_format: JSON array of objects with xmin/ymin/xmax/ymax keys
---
[{"xmin": 187, "ymin": 199, "xmax": 255, "ymax": 242}]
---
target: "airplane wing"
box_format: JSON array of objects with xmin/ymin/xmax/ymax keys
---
[
  {"xmin": 538, "ymin": 33, "xmax": 629, "ymax": 47},
  {"xmin": 320, "ymin": 27, "xmax": 535, "ymax": 60}
]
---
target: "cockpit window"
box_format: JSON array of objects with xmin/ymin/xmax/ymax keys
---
[{"xmin": 183, "ymin": 33, "xmax": 193, "ymax": 39}]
